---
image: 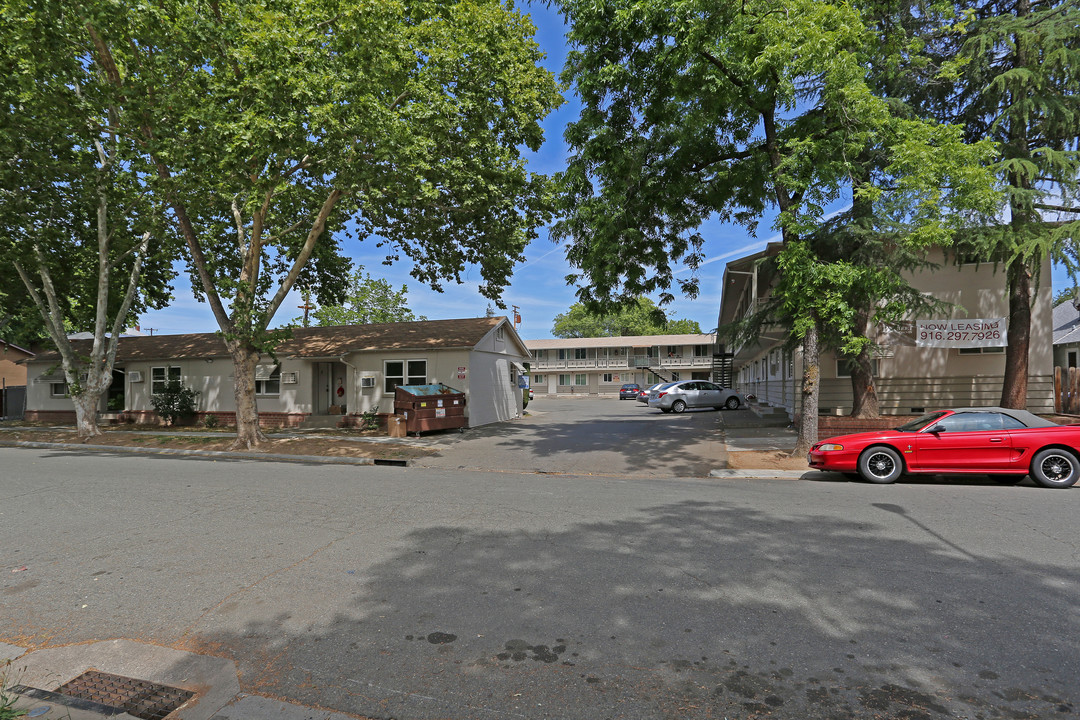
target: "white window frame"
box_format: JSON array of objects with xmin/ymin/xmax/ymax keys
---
[
  {"xmin": 151, "ymin": 365, "xmax": 182, "ymax": 395},
  {"xmin": 602, "ymin": 373, "xmax": 613, "ymax": 383},
  {"xmin": 957, "ymin": 347, "xmax": 1005, "ymax": 355},
  {"xmin": 558, "ymin": 374, "xmax": 571, "ymax": 386},
  {"xmin": 532, "ymin": 374, "xmax": 545, "ymax": 384},
  {"xmin": 574, "ymin": 348, "xmax": 588, "ymax": 360},
  {"xmin": 255, "ymin": 365, "xmax": 282, "ymax": 396},
  {"xmin": 574, "ymin": 373, "xmax": 587, "ymax": 386},
  {"xmin": 495, "ymin": 326, "xmax": 505, "ymax": 341},
  {"xmin": 384, "ymin": 359, "xmax": 428, "ymax": 394}
]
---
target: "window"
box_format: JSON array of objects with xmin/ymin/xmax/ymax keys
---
[
  {"xmin": 694, "ymin": 344, "xmax": 711, "ymax": 357},
  {"xmin": 958, "ymin": 347, "xmax": 1004, "ymax": 355},
  {"xmin": 384, "ymin": 359, "xmax": 427, "ymax": 393},
  {"xmin": 255, "ymin": 365, "xmax": 281, "ymax": 396},
  {"xmin": 151, "ymin": 366, "xmax": 181, "ymax": 394},
  {"xmin": 532, "ymin": 374, "xmax": 545, "ymax": 384},
  {"xmin": 575, "ymin": 374, "xmax": 587, "ymax": 386},
  {"xmin": 671, "ymin": 371, "xmax": 680, "ymax": 381},
  {"xmin": 558, "ymin": 374, "xmax": 571, "ymax": 386},
  {"xmin": 532, "ymin": 349, "xmax": 546, "ymax": 360},
  {"xmin": 836, "ymin": 359, "xmax": 879, "ymax": 377},
  {"xmin": 602, "ymin": 373, "xmax": 613, "ymax": 383},
  {"xmin": 50, "ymin": 382, "xmax": 68, "ymax": 397},
  {"xmin": 666, "ymin": 345, "xmax": 680, "ymax": 357},
  {"xmin": 932, "ymin": 412, "xmax": 1022, "ymax": 433},
  {"xmin": 495, "ymin": 326, "xmax": 505, "ymax": 341},
  {"xmin": 558, "ymin": 349, "xmax": 568, "ymax": 360},
  {"xmin": 1070, "ymin": 351, "xmax": 1078, "ymax": 369},
  {"xmin": 574, "ymin": 348, "xmax": 587, "ymax": 360}
]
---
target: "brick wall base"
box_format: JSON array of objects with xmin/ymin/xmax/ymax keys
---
[
  {"xmin": 803, "ymin": 415, "xmax": 918, "ymax": 437},
  {"xmin": 25, "ymin": 409, "xmax": 308, "ymax": 429}
]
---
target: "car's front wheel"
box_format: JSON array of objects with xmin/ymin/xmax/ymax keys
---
[
  {"xmin": 857, "ymin": 446, "xmax": 904, "ymax": 484},
  {"xmin": 1030, "ymin": 448, "xmax": 1079, "ymax": 488},
  {"xmin": 671, "ymin": 399, "xmax": 687, "ymax": 413},
  {"xmin": 724, "ymin": 396, "xmax": 741, "ymax": 410}
]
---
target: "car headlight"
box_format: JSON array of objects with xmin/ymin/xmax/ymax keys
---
[{"xmin": 817, "ymin": 443, "xmax": 844, "ymax": 451}]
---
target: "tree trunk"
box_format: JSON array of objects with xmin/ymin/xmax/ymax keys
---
[
  {"xmin": 793, "ymin": 319, "xmax": 820, "ymax": 456},
  {"xmin": 848, "ymin": 305, "xmax": 879, "ymax": 418},
  {"xmin": 71, "ymin": 389, "xmax": 103, "ymax": 438},
  {"xmin": 849, "ymin": 352, "xmax": 880, "ymax": 419},
  {"xmin": 229, "ymin": 344, "xmax": 266, "ymax": 450},
  {"xmin": 999, "ymin": 255, "xmax": 1031, "ymax": 409}
]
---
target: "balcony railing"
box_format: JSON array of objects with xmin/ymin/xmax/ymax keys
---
[{"xmin": 532, "ymin": 356, "xmax": 711, "ymax": 370}]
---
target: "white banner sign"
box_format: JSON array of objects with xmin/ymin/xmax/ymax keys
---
[{"xmin": 916, "ymin": 318, "xmax": 1007, "ymax": 348}]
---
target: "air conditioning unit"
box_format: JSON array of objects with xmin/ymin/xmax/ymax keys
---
[
  {"xmin": 360, "ymin": 376, "xmax": 376, "ymax": 388},
  {"xmin": 128, "ymin": 371, "xmax": 143, "ymax": 383},
  {"xmin": 281, "ymin": 371, "xmax": 298, "ymax": 384}
]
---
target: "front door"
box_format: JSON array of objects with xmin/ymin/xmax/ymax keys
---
[{"xmin": 314, "ymin": 362, "xmax": 334, "ymax": 414}]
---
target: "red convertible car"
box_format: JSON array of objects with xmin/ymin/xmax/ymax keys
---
[{"xmin": 808, "ymin": 407, "xmax": 1080, "ymax": 488}]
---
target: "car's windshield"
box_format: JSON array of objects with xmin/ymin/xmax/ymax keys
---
[{"xmin": 895, "ymin": 411, "xmax": 948, "ymax": 432}]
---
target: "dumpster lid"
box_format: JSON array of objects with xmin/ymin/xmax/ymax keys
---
[{"xmin": 396, "ymin": 383, "xmax": 463, "ymax": 396}]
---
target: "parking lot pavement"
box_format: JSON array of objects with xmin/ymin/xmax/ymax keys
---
[
  {"xmin": 416, "ymin": 396, "xmax": 744, "ymax": 478},
  {"xmin": 722, "ymin": 425, "xmax": 799, "ymax": 452}
]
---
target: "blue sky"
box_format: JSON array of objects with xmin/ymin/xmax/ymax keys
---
[{"xmin": 136, "ymin": 2, "xmax": 1071, "ymax": 341}]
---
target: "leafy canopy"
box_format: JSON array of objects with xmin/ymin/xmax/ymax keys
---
[
  {"xmin": 552, "ymin": 298, "xmax": 701, "ymax": 338},
  {"xmin": 302, "ymin": 267, "xmax": 428, "ymax": 327}
]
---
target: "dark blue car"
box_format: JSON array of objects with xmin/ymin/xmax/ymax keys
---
[{"xmin": 619, "ymin": 383, "xmax": 642, "ymax": 400}]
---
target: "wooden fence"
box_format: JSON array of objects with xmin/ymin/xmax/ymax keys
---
[{"xmin": 1054, "ymin": 366, "xmax": 1080, "ymax": 414}]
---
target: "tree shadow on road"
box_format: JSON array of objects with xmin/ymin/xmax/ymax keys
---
[{"xmin": 176, "ymin": 497, "xmax": 1079, "ymax": 720}]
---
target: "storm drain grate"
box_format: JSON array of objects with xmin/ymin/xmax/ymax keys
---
[{"xmin": 56, "ymin": 670, "xmax": 194, "ymax": 720}]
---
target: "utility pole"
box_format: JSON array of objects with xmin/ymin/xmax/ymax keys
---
[
  {"xmin": 144, "ymin": 327, "xmax": 156, "ymax": 336},
  {"xmin": 512, "ymin": 305, "xmax": 521, "ymax": 330},
  {"xmin": 298, "ymin": 290, "xmax": 315, "ymax": 327}
]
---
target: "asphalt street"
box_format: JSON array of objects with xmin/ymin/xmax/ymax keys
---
[{"xmin": 2, "ymin": 434, "xmax": 1077, "ymax": 719}]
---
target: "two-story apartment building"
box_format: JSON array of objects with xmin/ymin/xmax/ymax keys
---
[
  {"xmin": 523, "ymin": 334, "xmax": 723, "ymax": 395},
  {"xmin": 719, "ymin": 243, "xmax": 1055, "ymax": 419}
]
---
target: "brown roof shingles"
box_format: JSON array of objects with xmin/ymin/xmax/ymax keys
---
[{"xmin": 30, "ymin": 317, "xmax": 504, "ymax": 363}]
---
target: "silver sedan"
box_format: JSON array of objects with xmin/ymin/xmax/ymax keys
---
[{"xmin": 648, "ymin": 380, "xmax": 744, "ymax": 413}]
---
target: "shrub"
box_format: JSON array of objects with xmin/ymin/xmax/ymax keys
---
[
  {"xmin": 150, "ymin": 380, "xmax": 200, "ymax": 426},
  {"xmin": 203, "ymin": 414, "xmax": 220, "ymax": 429},
  {"xmin": 361, "ymin": 405, "xmax": 379, "ymax": 430}
]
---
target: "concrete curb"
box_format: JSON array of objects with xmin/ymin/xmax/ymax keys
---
[
  {"xmin": 0, "ymin": 440, "xmax": 407, "ymax": 467},
  {"xmin": 709, "ymin": 469, "xmax": 830, "ymax": 480}
]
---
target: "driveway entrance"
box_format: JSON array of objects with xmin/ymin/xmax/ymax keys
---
[{"xmin": 415, "ymin": 396, "xmax": 755, "ymax": 477}]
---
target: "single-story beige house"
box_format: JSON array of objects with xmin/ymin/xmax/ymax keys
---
[
  {"xmin": 24, "ymin": 317, "xmax": 529, "ymax": 428},
  {"xmin": 719, "ymin": 244, "xmax": 1055, "ymax": 419}
]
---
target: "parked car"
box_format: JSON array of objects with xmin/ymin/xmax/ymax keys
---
[
  {"xmin": 808, "ymin": 407, "xmax": 1080, "ymax": 488},
  {"xmin": 618, "ymin": 383, "xmax": 642, "ymax": 400},
  {"xmin": 648, "ymin": 380, "xmax": 744, "ymax": 413},
  {"xmin": 638, "ymin": 382, "xmax": 667, "ymax": 404}
]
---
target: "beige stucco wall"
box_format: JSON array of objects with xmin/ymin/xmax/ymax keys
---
[
  {"xmin": 1, "ymin": 347, "xmax": 31, "ymax": 388},
  {"xmin": 732, "ymin": 251, "xmax": 1056, "ymax": 416}
]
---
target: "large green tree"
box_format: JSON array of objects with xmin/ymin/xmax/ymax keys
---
[
  {"xmin": 552, "ymin": 298, "xmax": 701, "ymax": 338},
  {"xmin": 0, "ymin": 0, "xmax": 175, "ymax": 436},
  {"xmin": 300, "ymin": 266, "xmax": 427, "ymax": 327},
  {"xmin": 80, "ymin": 0, "xmax": 561, "ymax": 448},
  {"xmin": 931, "ymin": 0, "xmax": 1080, "ymax": 408},
  {"xmin": 554, "ymin": 0, "xmax": 996, "ymax": 452}
]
